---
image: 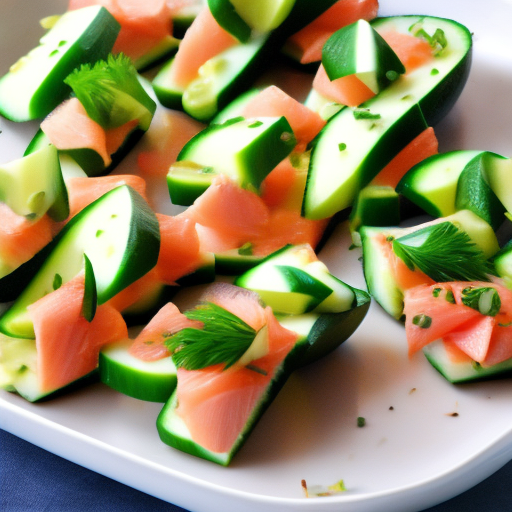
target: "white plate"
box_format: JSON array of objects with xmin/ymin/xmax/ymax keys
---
[{"xmin": 2, "ymin": 1, "xmax": 512, "ymax": 511}]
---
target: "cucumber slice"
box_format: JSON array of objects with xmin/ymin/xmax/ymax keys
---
[
  {"xmin": 493, "ymin": 241, "xmax": 512, "ymax": 289},
  {"xmin": 208, "ymin": 0, "xmax": 252, "ymax": 43},
  {"xmin": 181, "ymin": 34, "xmax": 271, "ymax": 121},
  {"xmin": 133, "ymin": 35, "xmax": 180, "ymax": 73},
  {"xmin": 279, "ymin": 288, "xmax": 370, "ymax": 366},
  {"xmin": 0, "ymin": 144, "xmax": 69, "ymax": 221},
  {"xmin": 361, "ymin": 210, "xmax": 500, "ymax": 319},
  {"xmin": 167, "ymin": 162, "xmax": 218, "ymax": 206},
  {"xmin": 0, "ymin": 186, "xmax": 160, "ymax": 339},
  {"xmin": 152, "ymin": 57, "xmax": 186, "ymax": 111},
  {"xmin": 235, "ymin": 245, "xmax": 356, "ymax": 315},
  {"xmin": 0, "ymin": 333, "xmax": 98, "ymax": 402},
  {"xmin": 322, "ymin": 19, "xmax": 405, "ymax": 93},
  {"xmin": 396, "ymin": 150, "xmax": 482, "ymax": 217},
  {"xmin": 480, "ymin": 153, "xmax": 512, "ymax": 216},
  {"xmin": 0, "ymin": 6, "xmax": 120, "ymax": 122},
  {"xmin": 303, "ymin": 15, "xmax": 472, "ymax": 220},
  {"xmin": 455, "ymin": 153, "xmax": 506, "ymax": 230},
  {"xmin": 214, "ymin": 248, "xmax": 265, "ymax": 275},
  {"xmin": 349, "ymin": 185, "xmax": 400, "ymax": 244},
  {"xmin": 174, "ymin": 116, "xmax": 295, "ymax": 203},
  {"xmin": 99, "ymin": 340, "xmax": 177, "ymax": 402},
  {"xmin": 423, "ymin": 340, "xmax": 512, "ymax": 384},
  {"xmin": 210, "ymin": 88, "xmax": 260, "ymax": 124}
]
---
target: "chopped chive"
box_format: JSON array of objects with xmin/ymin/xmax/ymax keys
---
[
  {"xmin": 19, "ymin": 364, "xmax": 28, "ymax": 373},
  {"xmin": 386, "ymin": 235, "xmax": 395, "ymax": 242},
  {"xmin": 401, "ymin": 94, "xmax": 413, "ymax": 101},
  {"xmin": 353, "ymin": 108, "xmax": 381, "ymax": 120},
  {"xmin": 357, "ymin": 416, "xmax": 366, "ymax": 427},
  {"xmin": 58, "ymin": 40, "xmax": 67, "ymax": 47},
  {"xmin": 338, "ymin": 142, "xmax": 347, "ymax": 151},
  {"xmin": 248, "ymin": 120, "xmax": 263, "ymax": 128},
  {"xmin": 49, "ymin": 50, "xmax": 59, "ymax": 57},
  {"xmin": 245, "ymin": 364, "xmax": 267, "ymax": 376},
  {"xmin": 445, "ymin": 290, "xmax": 455, "ymax": 304},
  {"xmin": 412, "ymin": 314, "xmax": 432, "ymax": 328},
  {"xmin": 432, "ymin": 287, "xmax": 442, "ymax": 298},
  {"xmin": 386, "ymin": 70, "xmax": 399, "ymax": 81},
  {"xmin": 461, "ymin": 287, "xmax": 501, "ymax": 316},
  {"xmin": 52, "ymin": 273, "xmax": 62, "ymax": 291},
  {"xmin": 95, "ymin": 230, "xmax": 104, "ymax": 238},
  {"xmin": 238, "ymin": 243, "xmax": 253, "ymax": 256},
  {"xmin": 431, "ymin": 68, "xmax": 439, "ymax": 76}
]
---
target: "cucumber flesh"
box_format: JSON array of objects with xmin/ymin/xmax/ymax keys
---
[
  {"xmin": 0, "ymin": 144, "xmax": 69, "ymax": 221},
  {"xmin": 423, "ymin": 340, "xmax": 512, "ymax": 384},
  {"xmin": 0, "ymin": 333, "xmax": 97, "ymax": 402},
  {"xmin": 0, "ymin": 186, "xmax": 160, "ymax": 339},
  {"xmin": 0, "ymin": 6, "xmax": 120, "ymax": 122}
]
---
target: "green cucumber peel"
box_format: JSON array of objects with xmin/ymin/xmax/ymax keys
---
[
  {"xmin": 455, "ymin": 152, "xmax": 506, "ymax": 230},
  {"xmin": 322, "ymin": 19, "xmax": 405, "ymax": 94},
  {"xmin": 82, "ymin": 253, "xmax": 97, "ymax": 323},
  {"xmin": 208, "ymin": 0, "xmax": 252, "ymax": 43}
]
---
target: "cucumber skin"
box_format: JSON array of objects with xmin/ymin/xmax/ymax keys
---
[
  {"xmin": 99, "ymin": 352, "xmax": 177, "ymax": 403},
  {"xmin": 0, "ymin": 7, "xmax": 121, "ymax": 122},
  {"xmin": 296, "ymin": 289, "xmax": 371, "ymax": 367},
  {"xmin": 157, "ymin": 337, "xmax": 310, "ymax": 466}
]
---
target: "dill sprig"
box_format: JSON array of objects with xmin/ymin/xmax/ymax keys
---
[
  {"xmin": 392, "ymin": 222, "xmax": 494, "ymax": 282},
  {"xmin": 64, "ymin": 53, "xmax": 155, "ymax": 129},
  {"xmin": 165, "ymin": 302, "xmax": 256, "ymax": 371}
]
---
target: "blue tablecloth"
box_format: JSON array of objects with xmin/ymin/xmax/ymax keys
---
[{"xmin": 2, "ymin": 428, "xmax": 512, "ymax": 512}]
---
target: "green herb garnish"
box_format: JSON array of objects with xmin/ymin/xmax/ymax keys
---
[
  {"xmin": 165, "ymin": 302, "xmax": 257, "ymax": 371},
  {"xmin": 52, "ymin": 273, "xmax": 62, "ymax": 291},
  {"xmin": 412, "ymin": 314, "xmax": 432, "ymax": 328},
  {"xmin": 357, "ymin": 416, "xmax": 366, "ymax": 427},
  {"xmin": 238, "ymin": 243, "xmax": 253, "ymax": 256},
  {"xmin": 461, "ymin": 286, "xmax": 501, "ymax": 316},
  {"xmin": 353, "ymin": 108, "xmax": 381, "ymax": 120},
  {"xmin": 445, "ymin": 290, "xmax": 456, "ymax": 304},
  {"xmin": 432, "ymin": 287, "xmax": 442, "ymax": 297},
  {"xmin": 338, "ymin": 142, "xmax": 347, "ymax": 151},
  {"xmin": 64, "ymin": 53, "xmax": 155, "ymax": 129},
  {"xmin": 409, "ymin": 21, "xmax": 448, "ymax": 55},
  {"xmin": 392, "ymin": 222, "xmax": 493, "ymax": 282},
  {"xmin": 248, "ymin": 120, "xmax": 263, "ymax": 128}
]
